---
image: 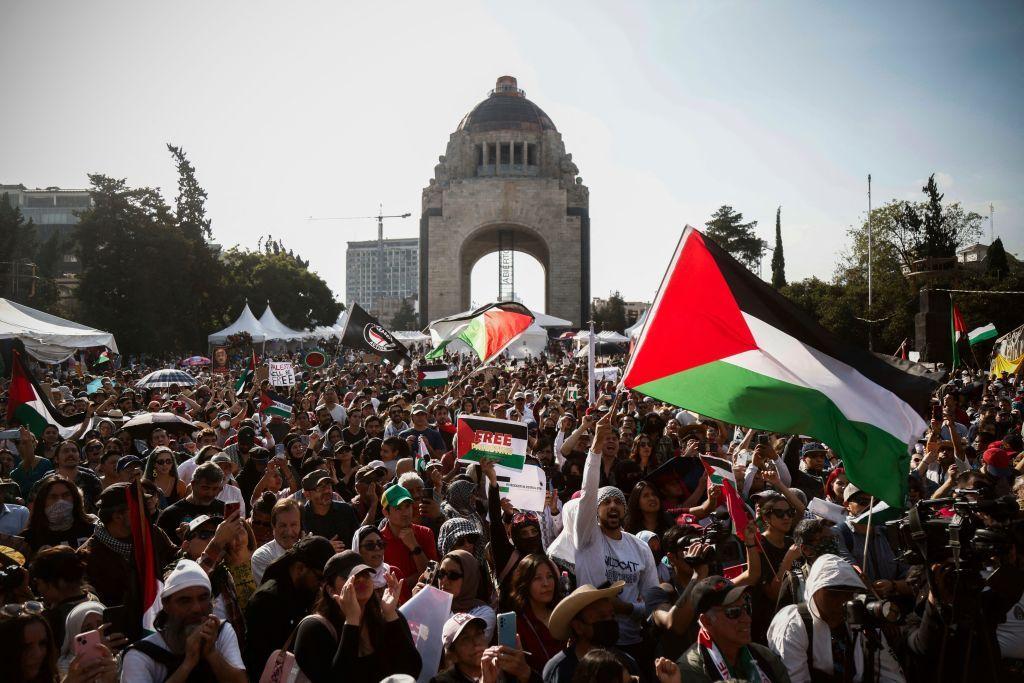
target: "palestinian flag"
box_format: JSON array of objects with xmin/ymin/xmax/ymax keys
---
[
  {"xmin": 456, "ymin": 415, "xmax": 528, "ymax": 470},
  {"xmin": 417, "ymin": 363, "xmax": 449, "ymax": 387},
  {"xmin": 968, "ymin": 323, "xmax": 997, "ymax": 346},
  {"xmin": 94, "ymin": 350, "xmax": 111, "ymax": 367},
  {"xmin": 127, "ymin": 482, "xmax": 162, "ymax": 634},
  {"xmin": 950, "ymin": 302, "xmax": 968, "ymax": 369},
  {"xmin": 623, "ymin": 226, "xmax": 934, "ymax": 507},
  {"xmin": 426, "ymin": 302, "xmax": 534, "ymax": 364},
  {"xmin": 700, "ymin": 455, "xmax": 753, "ymax": 542},
  {"xmin": 5, "ymin": 349, "xmax": 87, "ymax": 439},
  {"xmin": 234, "ymin": 351, "xmax": 257, "ymax": 394},
  {"xmin": 260, "ymin": 389, "xmax": 293, "ymax": 419}
]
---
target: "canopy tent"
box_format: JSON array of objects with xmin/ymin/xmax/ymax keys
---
[
  {"xmin": 505, "ymin": 323, "xmax": 549, "ymax": 358},
  {"xmin": 258, "ymin": 304, "xmax": 308, "ymax": 341},
  {"xmin": 530, "ymin": 310, "xmax": 572, "ymax": 329},
  {"xmin": 393, "ymin": 331, "xmax": 431, "ymax": 347},
  {"xmin": 306, "ymin": 310, "xmax": 348, "ymax": 341},
  {"xmin": 207, "ymin": 303, "xmax": 268, "ymax": 345},
  {"xmin": 597, "ymin": 330, "xmax": 629, "ymax": 343},
  {"xmin": 625, "ymin": 308, "xmax": 648, "ymax": 339},
  {"xmin": 0, "ymin": 297, "xmax": 118, "ymax": 363}
]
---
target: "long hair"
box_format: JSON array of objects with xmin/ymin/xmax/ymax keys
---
[
  {"xmin": 625, "ymin": 480, "xmax": 664, "ymax": 534},
  {"xmin": 313, "ymin": 579, "xmax": 388, "ymax": 638},
  {"xmin": 143, "ymin": 447, "xmax": 179, "ymax": 484},
  {"xmin": 26, "ymin": 475, "xmax": 91, "ymax": 536},
  {"xmin": 508, "ymin": 553, "xmax": 561, "ymax": 614},
  {"xmin": 0, "ymin": 614, "xmax": 59, "ymax": 683}
]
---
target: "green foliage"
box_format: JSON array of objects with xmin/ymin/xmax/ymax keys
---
[
  {"xmin": 592, "ymin": 291, "xmax": 627, "ymax": 332},
  {"xmin": 705, "ymin": 205, "xmax": 766, "ymax": 272},
  {"xmin": 986, "ymin": 238, "xmax": 1009, "ymax": 278},
  {"xmin": 771, "ymin": 206, "xmax": 786, "ymax": 289},
  {"xmin": 0, "ymin": 193, "xmax": 62, "ymax": 312},
  {"xmin": 217, "ymin": 247, "xmax": 342, "ymax": 330},
  {"xmin": 390, "ymin": 298, "xmax": 418, "ymax": 330},
  {"xmin": 167, "ymin": 144, "xmax": 212, "ymax": 242}
]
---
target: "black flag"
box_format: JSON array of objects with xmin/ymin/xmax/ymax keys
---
[{"xmin": 340, "ymin": 303, "xmax": 410, "ymax": 365}]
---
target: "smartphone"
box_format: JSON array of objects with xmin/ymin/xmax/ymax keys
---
[
  {"xmin": 102, "ymin": 605, "xmax": 129, "ymax": 636},
  {"xmin": 422, "ymin": 486, "xmax": 434, "ymax": 501},
  {"xmin": 931, "ymin": 403, "xmax": 942, "ymax": 421},
  {"xmin": 424, "ymin": 559, "xmax": 438, "ymax": 584},
  {"xmin": 756, "ymin": 433, "xmax": 770, "ymax": 447},
  {"xmin": 74, "ymin": 629, "xmax": 105, "ymax": 664},
  {"xmin": 496, "ymin": 612, "xmax": 517, "ymax": 648},
  {"xmin": 224, "ymin": 502, "xmax": 240, "ymax": 519}
]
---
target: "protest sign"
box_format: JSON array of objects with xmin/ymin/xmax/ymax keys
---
[
  {"xmin": 594, "ymin": 366, "xmax": 620, "ymax": 384},
  {"xmin": 493, "ymin": 463, "xmax": 547, "ymax": 511},
  {"xmin": 399, "ymin": 584, "xmax": 452, "ymax": 683},
  {"xmin": 456, "ymin": 415, "xmax": 528, "ymax": 471},
  {"xmin": 268, "ymin": 362, "xmax": 295, "ymax": 386}
]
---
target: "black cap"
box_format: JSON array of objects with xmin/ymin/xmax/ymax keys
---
[
  {"xmin": 690, "ymin": 576, "xmax": 748, "ymax": 615},
  {"xmin": 247, "ymin": 446, "xmax": 271, "ymax": 462},
  {"xmin": 289, "ymin": 536, "xmax": 335, "ymax": 572},
  {"xmin": 97, "ymin": 482, "xmax": 133, "ymax": 511},
  {"xmin": 323, "ymin": 550, "xmax": 372, "ymax": 582},
  {"xmin": 301, "ymin": 470, "xmax": 332, "ymax": 491},
  {"xmin": 237, "ymin": 425, "xmax": 256, "ymax": 438},
  {"xmin": 116, "ymin": 455, "xmax": 143, "ymax": 473},
  {"xmin": 185, "ymin": 514, "xmax": 222, "ymax": 537}
]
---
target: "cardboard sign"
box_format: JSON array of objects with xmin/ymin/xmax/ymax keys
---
[
  {"xmin": 268, "ymin": 362, "xmax": 295, "ymax": 387},
  {"xmin": 493, "ymin": 463, "xmax": 547, "ymax": 512},
  {"xmin": 456, "ymin": 414, "xmax": 529, "ymax": 471}
]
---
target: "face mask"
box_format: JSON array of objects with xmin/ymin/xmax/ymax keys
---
[
  {"xmin": 811, "ymin": 536, "xmax": 840, "ymax": 558},
  {"xmin": 219, "ymin": 420, "xmax": 230, "ymax": 430},
  {"xmin": 45, "ymin": 499, "xmax": 74, "ymax": 530},
  {"xmin": 588, "ymin": 618, "xmax": 619, "ymax": 647}
]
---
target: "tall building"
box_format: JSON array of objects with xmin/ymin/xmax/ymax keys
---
[
  {"xmin": 345, "ymin": 237, "xmax": 419, "ymax": 318},
  {"xmin": 0, "ymin": 184, "xmax": 90, "ymax": 301}
]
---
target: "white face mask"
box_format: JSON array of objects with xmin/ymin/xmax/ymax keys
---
[
  {"xmin": 45, "ymin": 499, "xmax": 74, "ymax": 530},
  {"xmin": 219, "ymin": 420, "xmax": 230, "ymax": 430}
]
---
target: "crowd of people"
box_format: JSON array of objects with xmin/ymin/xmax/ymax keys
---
[{"xmin": 0, "ymin": 350, "xmax": 1023, "ymax": 683}]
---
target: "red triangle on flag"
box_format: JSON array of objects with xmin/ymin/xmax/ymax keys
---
[
  {"xmin": 456, "ymin": 419, "xmax": 476, "ymax": 459},
  {"xmin": 624, "ymin": 227, "xmax": 757, "ymax": 388},
  {"xmin": 952, "ymin": 303, "xmax": 967, "ymax": 335}
]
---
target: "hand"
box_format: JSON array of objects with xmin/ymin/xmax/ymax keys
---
[
  {"xmin": 100, "ymin": 623, "xmax": 129, "ymax": 653},
  {"xmin": 683, "ymin": 439, "xmax": 700, "ymax": 458},
  {"xmin": 946, "ymin": 463, "xmax": 959, "ymax": 479},
  {"xmin": 211, "ymin": 509, "xmax": 243, "ymax": 548},
  {"xmin": 762, "ymin": 466, "xmax": 783, "ymax": 488},
  {"xmin": 655, "ymin": 657, "xmax": 682, "ymax": 683},
  {"xmin": 184, "ymin": 619, "xmax": 206, "ymax": 666},
  {"xmin": 428, "ymin": 467, "xmax": 443, "ymax": 489},
  {"xmin": 752, "ymin": 444, "xmax": 771, "ymax": 470},
  {"xmin": 479, "ymin": 458, "xmax": 497, "ymax": 485},
  {"xmin": 398, "ymin": 526, "xmax": 420, "ymax": 552},
  {"xmin": 308, "ymin": 432, "xmax": 321, "ymax": 450},
  {"xmin": 380, "ymin": 570, "xmax": 400, "ymax": 620},
  {"xmin": 329, "ymin": 535, "xmax": 347, "ymax": 553},
  {"xmin": 485, "ymin": 636, "xmax": 532, "ymax": 682},
  {"xmin": 334, "ymin": 576, "xmax": 363, "ymax": 624},
  {"xmin": 198, "ymin": 615, "xmax": 219, "ymax": 659},
  {"xmin": 872, "ymin": 579, "xmax": 896, "ymax": 598},
  {"xmin": 743, "ymin": 520, "xmax": 759, "ymax": 544},
  {"xmin": 500, "ymin": 498, "xmax": 515, "ymax": 517},
  {"xmin": 592, "ymin": 409, "xmax": 614, "ymax": 454},
  {"xmin": 16, "ymin": 427, "xmax": 36, "ymax": 460},
  {"xmin": 550, "ymin": 488, "xmax": 560, "ymax": 514},
  {"xmin": 64, "ymin": 645, "xmax": 118, "ymax": 683}
]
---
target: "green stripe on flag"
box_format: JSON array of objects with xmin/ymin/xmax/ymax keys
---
[
  {"xmin": 636, "ymin": 359, "xmax": 911, "ymax": 506},
  {"xmin": 968, "ymin": 324, "xmax": 997, "ymax": 346},
  {"xmin": 14, "ymin": 403, "xmax": 50, "ymax": 437}
]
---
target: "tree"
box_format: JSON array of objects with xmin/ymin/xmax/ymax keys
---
[
  {"xmin": 217, "ymin": 246, "xmax": 342, "ymax": 330},
  {"xmin": 390, "ymin": 298, "xmax": 418, "ymax": 330},
  {"xmin": 771, "ymin": 206, "xmax": 786, "ymax": 289},
  {"xmin": 591, "ymin": 291, "xmax": 627, "ymax": 332},
  {"xmin": 881, "ymin": 175, "xmax": 983, "ymax": 268},
  {"xmin": 167, "ymin": 144, "xmax": 212, "ymax": 241},
  {"xmin": 705, "ymin": 205, "xmax": 766, "ymax": 272},
  {"xmin": 986, "ymin": 238, "xmax": 1009, "ymax": 278}
]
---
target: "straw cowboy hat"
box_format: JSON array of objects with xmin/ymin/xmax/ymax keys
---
[{"xmin": 548, "ymin": 581, "xmax": 625, "ymax": 640}]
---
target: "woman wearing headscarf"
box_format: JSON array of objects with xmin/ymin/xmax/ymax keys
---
[
  {"xmin": 441, "ymin": 479, "xmax": 486, "ymax": 535},
  {"xmin": 434, "ymin": 549, "xmax": 496, "ymax": 641},
  {"xmin": 56, "ymin": 600, "xmax": 105, "ymax": 675},
  {"xmin": 351, "ymin": 525, "xmax": 401, "ymax": 596}
]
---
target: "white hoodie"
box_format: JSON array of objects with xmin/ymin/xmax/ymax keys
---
[{"xmin": 767, "ymin": 554, "xmax": 905, "ymax": 683}]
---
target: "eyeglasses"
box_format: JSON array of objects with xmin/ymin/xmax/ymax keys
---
[
  {"xmin": 435, "ymin": 569, "xmax": 464, "ymax": 581},
  {"xmin": 360, "ymin": 541, "xmax": 386, "ymax": 551},
  {"xmin": 720, "ymin": 596, "xmax": 753, "ymax": 620},
  {"xmin": 768, "ymin": 508, "xmax": 797, "ymax": 519},
  {"xmin": 0, "ymin": 601, "xmax": 44, "ymax": 619},
  {"xmin": 512, "ymin": 511, "xmax": 539, "ymax": 525}
]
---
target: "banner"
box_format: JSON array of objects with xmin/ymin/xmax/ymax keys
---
[
  {"xmin": 212, "ymin": 346, "xmax": 229, "ymax": 374},
  {"xmin": 456, "ymin": 415, "xmax": 528, "ymax": 471},
  {"xmin": 341, "ymin": 303, "xmax": 410, "ymax": 366},
  {"xmin": 594, "ymin": 366, "xmax": 620, "ymax": 384},
  {"xmin": 268, "ymin": 362, "xmax": 296, "ymax": 387},
  {"xmin": 399, "ymin": 585, "xmax": 452, "ymax": 683},
  {"xmin": 493, "ymin": 463, "xmax": 547, "ymax": 511}
]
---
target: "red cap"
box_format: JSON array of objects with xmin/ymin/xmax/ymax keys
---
[{"xmin": 983, "ymin": 445, "xmax": 1012, "ymax": 469}]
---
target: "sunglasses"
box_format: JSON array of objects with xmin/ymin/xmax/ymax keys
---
[
  {"xmin": 512, "ymin": 511, "xmax": 539, "ymax": 525},
  {"xmin": 0, "ymin": 601, "xmax": 44, "ymax": 619},
  {"xmin": 435, "ymin": 569, "xmax": 464, "ymax": 582},
  {"xmin": 155, "ymin": 459, "xmax": 174, "ymax": 466},
  {"xmin": 360, "ymin": 541, "xmax": 386, "ymax": 551},
  {"xmin": 768, "ymin": 508, "xmax": 797, "ymax": 518},
  {"xmin": 720, "ymin": 596, "xmax": 753, "ymax": 620}
]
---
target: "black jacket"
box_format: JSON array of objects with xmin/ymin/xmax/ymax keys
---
[{"xmin": 242, "ymin": 577, "xmax": 315, "ymax": 681}]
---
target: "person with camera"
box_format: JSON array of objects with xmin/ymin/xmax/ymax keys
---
[{"xmin": 767, "ymin": 553, "xmax": 906, "ymax": 683}]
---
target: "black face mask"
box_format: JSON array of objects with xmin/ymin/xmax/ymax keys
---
[{"xmin": 588, "ymin": 618, "xmax": 619, "ymax": 647}]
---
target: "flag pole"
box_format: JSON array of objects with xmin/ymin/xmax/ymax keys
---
[{"xmin": 867, "ymin": 174, "xmax": 873, "ymax": 352}]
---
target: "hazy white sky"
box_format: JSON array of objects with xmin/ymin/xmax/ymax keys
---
[{"xmin": 3, "ymin": 1, "xmax": 1021, "ymax": 316}]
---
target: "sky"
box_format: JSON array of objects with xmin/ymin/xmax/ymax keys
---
[{"xmin": 3, "ymin": 1, "xmax": 1022, "ymax": 316}]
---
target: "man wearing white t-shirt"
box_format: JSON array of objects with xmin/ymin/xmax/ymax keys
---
[
  {"xmin": 567, "ymin": 405, "xmax": 658, "ymax": 664},
  {"xmin": 251, "ymin": 498, "xmax": 302, "ymax": 584},
  {"xmin": 121, "ymin": 559, "xmax": 246, "ymax": 682}
]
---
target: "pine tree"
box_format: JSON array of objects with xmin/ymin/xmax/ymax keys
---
[
  {"xmin": 771, "ymin": 206, "xmax": 787, "ymax": 289},
  {"xmin": 167, "ymin": 144, "xmax": 212, "ymax": 242},
  {"xmin": 986, "ymin": 238, "xmax": 1009, "ymax": 278},
  {"xmin": 390, "ymin": 298, "xmax": 418, "ymax": 330},
  {"xmin": 705, "ymin": 206, "xmax": 766, "ymax": 271}
]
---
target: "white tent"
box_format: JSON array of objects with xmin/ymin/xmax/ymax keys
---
[
  {"xmin": 258, "ymin": 304, "xmax": 307, "ymax": 341},
  {"xmin": 393, "ymin": 331, "xmax": 431, "ymax": 347},
  {"xmin": 531, "ymin": 310, "xmax": 572, "ymax": 329},
  {"xmin": 625, "ymin": 308, "xmax": 648, "ymax": 339},
  {"xmin": 208, "ymin": 303, "xmax": 268, "ymax": 345},
  {"xmin": 306, "ymin": 310, "xmax": 349, "ymax": 342},
  {"xmin": 597, "ymin": 330, "xmax": 629, "ymax": 343},
  {"xmin": 0, "ymin": 298, "xmax": 118, "ymax": 363},
  {"xmin": 505, "ymin": 323, "xmax": 549, "ymax": 358}
]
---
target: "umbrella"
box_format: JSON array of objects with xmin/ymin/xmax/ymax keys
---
[
  {"xmin": 135, "ymin": 369, "xmax": 198, "ymax": 389},
  {"xmin": 121, "ymin": 411, "xmax": 198, "ymax": 437},
  {"xmin": 557, "ymin": 331, "xmax": 577, "ymax": 341},
  {"xmin": 181, "ymin": 356, "xmax": 211, "ymax": 367}
]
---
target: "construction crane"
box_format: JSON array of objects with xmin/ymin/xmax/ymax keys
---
[{"xmin": 306, "ymin": 205, "xmax": 411, "ymax": 313}]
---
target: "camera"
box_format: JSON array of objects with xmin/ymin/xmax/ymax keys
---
[
  {"xmin": 688, "ymin": 511, "xmax": 744, "ymax": 568},
  {"xmin": 844, "ymin": 593, "xmax": 901, "ymax": 629}
]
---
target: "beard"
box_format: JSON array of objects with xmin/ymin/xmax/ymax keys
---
[{"xmin": 161, "ymin": 615, "xmax": 202, "ymax": 654}]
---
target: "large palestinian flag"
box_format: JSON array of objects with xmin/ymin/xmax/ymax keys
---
[
  {"xmin": 623, "ymin": 226, "xmax": 934, "ymax": 506},
  {"xmin": 426, "ymin": 302, "xmax": 534, "ymax": 364},
  {"xmin": 6, "ymin": 349, "xmax": 88, "ymax": 438}
]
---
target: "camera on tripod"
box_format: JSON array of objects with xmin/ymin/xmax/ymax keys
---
[{"xmin": 844, "ymin": 593, "xmax": 901, "ymax": 629}]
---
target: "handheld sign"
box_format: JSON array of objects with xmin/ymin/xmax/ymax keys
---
[
  {"xmin": 456, "ymin": 415, "xmax": 528, "ymax": 471},
  {"xmin": 268, "ymin": 362, "xmax": 296, "ymax": 387}
]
